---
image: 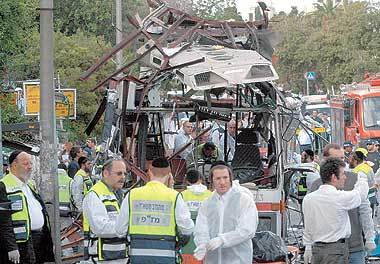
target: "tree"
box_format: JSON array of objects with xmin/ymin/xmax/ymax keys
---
[
  {"xmin": 54, "ymin": 0, "xmax": 149, "ymax": 44},
  {"xmin": 0, "ymin": 0, "xmax": 39, "ymax": 77},
  {"xmin": 289, "ymin": 6, "xmax": 299, "ymax": 17},
  {"xmin": 193, "ymin": 0, "xmax": 242, "ymax": 21},
  {"xmin": 313, "ymin": 0, "xmax": 340, "ymax": 31},
  {"xmin": 6, "ymin": 30, "xmax": 124, "ymax": 140},
  {"xmin": 272, "ymin": 1, "xmax": 380, "ymax": 93},
  {"xmin": 313, "ymin": 0, "xmax": 339, "ymax": 17}
]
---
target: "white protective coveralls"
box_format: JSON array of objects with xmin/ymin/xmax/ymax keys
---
[{"xmin": 194, "ymin": 186, "xmax": 258, "ymax": 264}]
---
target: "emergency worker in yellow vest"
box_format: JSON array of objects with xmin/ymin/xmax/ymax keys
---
[
  {"xmin": 182, "ymin": 170, "xmax": 212, "ymax": 220},
  {"xmin": 0, "ymin": 151, "xmax": 54, "ymax": 264},
  {"xmin": 58, "ymin": 163, "xmax": 74, "ymax": 216},
  {"xmin": 72, "ymin": 156, "xmax": 93, "ymax": 212},
  {"xmin": 116, "ymin": 157, "xmax": 194, "ymax": 264},
  {"xmin": 349, "ymin": 149, "xmax": 378, "ymax": 216},
  {"xmin": 82, "ymin": 158, "xmax": 127, "ymax": 263},
  {"xmin": 181, "ymin": 170, "xmax": 212, "ymax": 259}
]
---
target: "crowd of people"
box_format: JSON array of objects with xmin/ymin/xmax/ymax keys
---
[
  {"xmin": 293, "ymin": 139, "xmax": 380, "ymax": 264},
  {"xmin": 2, "ymin": 115, "xmax": 380, "ymax": 264},
  {"xmin": 0, "ymin": 148, "xmax": 259, "ymax": 264}
]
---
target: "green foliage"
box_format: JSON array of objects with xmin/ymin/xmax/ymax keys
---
[
  {"xmin": 273, "ymin": 1, "xmax": 380, "ymax": 93},
  {"xmin": 313, "ymin": 0, "xmax": 339, "ymax": 17},
  {"xmin": 194, "ymin": 0, "xmax": 242, "ymax": 21},
  {"xmin": 0, "ymin": 0, "xmax": 39, "ymax": 74},
  {"xmin": 0, "ymin": 94, "xmax": 25, "ymax": 124},
  {"xmin": 0, "ymin": 93, "xmax": 34, "ymax": 144},
  {"xmin": 6, "ymin": 30, "xmax": 125, "ymax": 139},
  {"xmin": 54, "ymin": 0, "xmax": 149, "ymax": 44}
]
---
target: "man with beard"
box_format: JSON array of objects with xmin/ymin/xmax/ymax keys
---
[
  {"xmin": 0, "ymin": 151, "xmax": 54, "ymax": 263},
  {"xmin": 72, "ymin": 156, "xmax": 93, "ymax": 213}
]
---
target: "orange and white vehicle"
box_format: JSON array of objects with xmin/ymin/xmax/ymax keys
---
[{"xmin": 329, "ymin": 74, "xmax": 380, "ymax": 145}]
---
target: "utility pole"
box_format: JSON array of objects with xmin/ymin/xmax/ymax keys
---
[
  {"xmin": 0, "ymin": 108, "xmax": 3, "ymax": 178},
  {"xmin": 116, "ymin": 0, "xmax": 124, "ymax": 110},
  {"xmin": 39, "ymin": 0, "xmax": 61, "ymax": 263}
]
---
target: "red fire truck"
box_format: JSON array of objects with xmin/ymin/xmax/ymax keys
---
[{"xmin": 330, "ymin": 74, "xmax": 380, "ymax": 145}]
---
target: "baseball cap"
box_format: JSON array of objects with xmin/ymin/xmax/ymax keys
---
[
  {"xmin": 366, "ymin": 139, "xmax": 375, "ymax": 145},
  {"xmin": 343, "ymin": 141, "xmax": 353, "ymax": 148}
]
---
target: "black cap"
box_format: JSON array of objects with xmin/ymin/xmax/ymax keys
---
[
  {"xmin": 343, "ymin": 141, "xmax": 353, "ymax": 148},
  {"xmin": 366, "ymin": 139, "xmax": 375, "ymax": 145},
  {"xmin": 152, "ymin": 157, "xmax": 170, "ymax": 168},
  {"xmin": 375, "ymin": 140, "xmax": 380, "ymax": 146},
  {"xmin": 8, "ymin": 150, "xmax": 22, "ymax": 165}
]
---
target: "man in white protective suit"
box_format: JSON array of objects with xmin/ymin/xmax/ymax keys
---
[{"xmin": 193, "ymin": 164, "xmax": 258, "ymax": 264}]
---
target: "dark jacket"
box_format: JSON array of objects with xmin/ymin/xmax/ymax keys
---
[
  {"xmin": 67, "ymin": 160, "xmax": 79, "ymax": 178},
  {"xmin": 367, "ymin": 151, "xmax": 380, "ymax": 174},
  {"xmin": 309, "ymin": 170, "xmax": 365, "ymax": 253},
  {"xmin": 0, "ymin": 181, "xmax": 54, "ymax": 264}
]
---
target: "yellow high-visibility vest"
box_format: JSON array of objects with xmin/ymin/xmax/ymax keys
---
[
  {"xmin": 128, "ymin": 181, "xmax": 179, "ymax": 264},
  {"xmin": 83, "ymin": 181, "xmax": 126, "ymax": 261},
  {"xmin": 182, "ymin": 188, "xmax": 212, "ymax": 220},
  {"xmin": 0, "ymin": 173, "xmax": 35, "ymax": 243},
  {"xmin": 128, "ymin": 181, "xmax": 178, "ymax": 236},
  {"xmin": 75, "ymin": 169, "xmax": 93, "ymax": 195},
  {"xmin": 58, "ymin": 169, "xmax": 73, "ymax": 212}
]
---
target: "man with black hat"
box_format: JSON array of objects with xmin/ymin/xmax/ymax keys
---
[
  {"xmin": 116, "ymin": 157, "xmax": 194, "ymax": 264},
  {"xmin": 366, "ymin": 139, "xmax": 380, "ymax": 174},
  {"xmin": 0, "ymin": 151, "xmax": 54, "ymax": 263},
  {"xmin": 343, "ymin": 141, "xmax": 354, "ymax": 163}
]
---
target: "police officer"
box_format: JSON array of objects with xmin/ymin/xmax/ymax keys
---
[
  {"xmin": 72, "ymin": 156, "xmax": 93, "ymax": 212},
  {"xmin": 343, "ymin": 141, "xmax": 354, "ymax": 163},
  {"xmin": 82, "ymin": 158, "xmax": 128, "ymax": 263},
  {"xmin": 57, "ymin": 163, "xmax": 73, "ymax": 216},
  {"xmin": 0, "ymin": 151, "xmax": 54, "ymax": 264},
  {"xmin": 116, "ymin": 157, "xmax": 194, "ymax": 264},
  {"xmin": 366, "ymin": 140, "xmax": 380, "ymax": 174}
]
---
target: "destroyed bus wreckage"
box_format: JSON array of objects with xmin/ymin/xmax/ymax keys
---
[{"xmin": 61, "ymin": 1, "xmax": 301, "ymax": 262}]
